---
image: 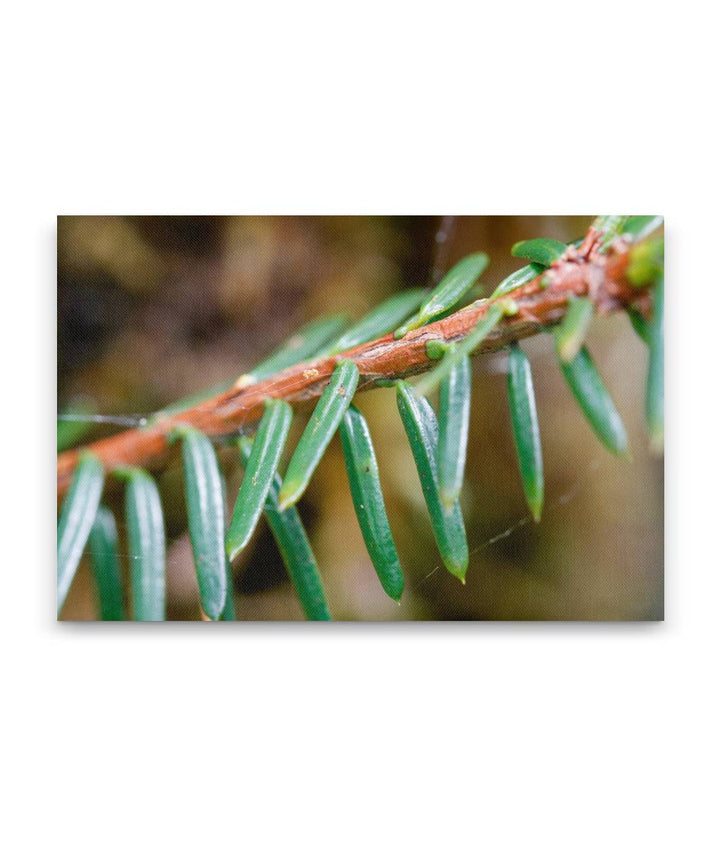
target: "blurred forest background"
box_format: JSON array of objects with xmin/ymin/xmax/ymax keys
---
[{"xmin": 57, "ymin": 216, "xmax": 663, "ymax": 620}]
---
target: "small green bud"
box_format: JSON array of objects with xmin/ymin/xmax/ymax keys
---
[
  {"xmin": 626, "ymin": 237, "xmax": 664, "ymax": 287},
  {"xmin": 425, "ymin": 340, "xmax": 449, "ymax": 360}
]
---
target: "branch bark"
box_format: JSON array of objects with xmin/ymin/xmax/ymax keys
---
[{"xmin": 57, "ymin": 228, "xmax": 650, "ymax": 499}]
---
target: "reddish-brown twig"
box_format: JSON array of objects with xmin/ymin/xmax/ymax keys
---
[{"xmin": 57, "ymin": 228, "xmax": 648, "ymax": 498}]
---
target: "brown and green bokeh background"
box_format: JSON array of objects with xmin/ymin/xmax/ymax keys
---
[{"xmin": 57, "ymin": 216, "xmax": 663, "ymax": 620}]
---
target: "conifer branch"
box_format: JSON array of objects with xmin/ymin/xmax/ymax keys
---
[{"xmin": 57, "ymin": 227, "xmax": 651, "ymax": 499}]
